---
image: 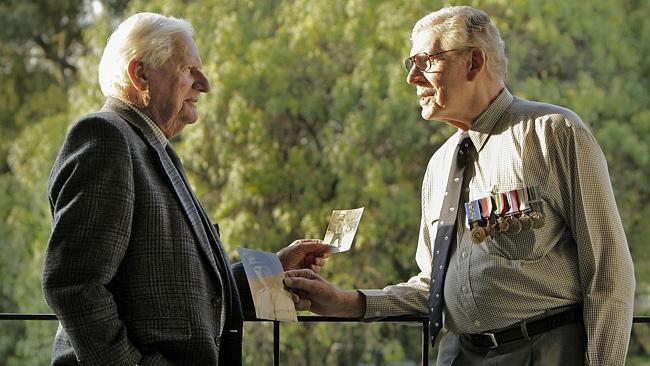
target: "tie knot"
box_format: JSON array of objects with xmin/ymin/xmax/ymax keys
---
[{"xmin": 456, "ymin": 135, "xmax": 473, "ymax": 167}]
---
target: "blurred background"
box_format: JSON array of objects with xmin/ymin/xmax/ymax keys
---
[{"xmin": 1, "ymin": 0, "xmax": 649, "ymax": 364}]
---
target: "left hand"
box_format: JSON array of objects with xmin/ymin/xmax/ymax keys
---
[
  {"xmin": 277, "ymin": 239, "xmax": 331, "ymax": 273},
  {"xmin": 283, "ymin": 269, "xmax": 365, "ymax": 317}
]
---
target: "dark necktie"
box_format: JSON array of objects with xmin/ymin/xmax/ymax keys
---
[
  {"xmin": 428, "ymin": 132, "xmax": 473, "ymax": 345},
  {"xmin": 165, "ymin": 145, "xmax": 231, "ymax": 284}
]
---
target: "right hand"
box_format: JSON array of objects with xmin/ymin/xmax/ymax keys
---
[
  {"xmin": 283, "ymin": 269, "xmax": 364, "ymax": 317},
  {"xmin": 276, "ymin": 239, "xmax": 331, "ymax": 273}
]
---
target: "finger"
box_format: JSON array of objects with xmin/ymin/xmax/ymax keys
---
[
  {"xmin": 292, "ymin": 240, "xmax": 333, "ymax": 254},
  {"xmin": 290, "ymin": 238, "xmax": 322, "ymax": 247},
  {"xmin": 295, "ymin": 298, "xmax": 311, "ymax": 311},
  {"xmin": 290, "ymin": 292, "xmax": 300, "ymax": 303},
  {"xmin": 313, "ymin": 257, "xmax": 328, "ymax": 266},
  {"xmin": 284, "ymin": 269, "xmax": 317, "ymax": 278},
  {"xmin": 311, "ymin": 240, "xmax": 333, "ymax": 252},
  {"xmin": 283, "ymin": 274, "xmax": 319, "ymax": 290},
  {"xmin": 310, "ymin": 264, "xmax": 322, "ymax": 273}
]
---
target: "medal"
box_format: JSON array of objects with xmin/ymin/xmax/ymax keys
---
[
  {"xmin": 507, "ymin": 216, "xmax": 522, "ymax": 234},
  {"xmin": 492, "ymin": 192, "xmax": 509, "ymax": 233},
  {"xmin": 465, "ymin": 200, "xmax": 486, "ymax": 244},
  {"xmin": 479, "ymin": 196, "xmax": 495, "ymax": 237},
  {"xmin": 530, "ymin": 211, "xmax": 545, "ymax": 229},
  {"xmin": 483, "ymin": 214, "xmax": 496, "ymax": 236},
  {"xmin": 505, "ymin": 190, "xmax": 521, "ymax": 234},
  {"xmin": 519, "ymin": 214, "xmax": 532, "ymax": 231},
  {"xmin": 485, "ymin": 220, "xmax": 496, "ymax": 236},
  {"xmin": 526, "ymin": 185, "xmax": 546, "ymax": 229},
  {"xmin": 516, "ymin": 188, "xmax": 532, "ymax": 231},
  {"xmin": 470, "ymin": 223, "xmax": 486, "ymax": 243},
  {"xmin": 497, "ymin": 217, "xmax": 510, "ymax": 232}
]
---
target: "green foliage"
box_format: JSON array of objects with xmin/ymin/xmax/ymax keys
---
[{"xmin": 1, "ymin": 0, "xmax": 649, "ymax": 364}]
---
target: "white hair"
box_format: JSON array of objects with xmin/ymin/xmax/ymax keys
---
[
  {"xmin": 412, "ymin": 6, "xmax": 507, "ymax": 82},
  {"xmin": 98, "ymin": 12, "xmax": 194, "ymax": 99}
]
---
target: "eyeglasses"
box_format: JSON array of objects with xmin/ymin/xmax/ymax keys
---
[{"xmin": 404, "ymin": 49, "xmax": 464, "ymax": 73}]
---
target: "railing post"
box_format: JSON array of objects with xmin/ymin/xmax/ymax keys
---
[
  {"xmin": 274, "ymin": 320, "xmax": 280, "ymax": 366},
  {"xmin": 422, "ymin": 318, "xmax": 429, "ymax": 366}
]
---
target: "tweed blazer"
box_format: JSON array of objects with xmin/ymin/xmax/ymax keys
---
[{"xmin": 42, "ymin": 98, "xmax": 254, "ymax": 365}]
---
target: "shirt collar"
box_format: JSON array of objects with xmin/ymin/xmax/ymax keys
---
[
  {"xmin": 122, "ymin": 100, "xmax": 169, "ymax": 147},
  {"xmin": 468, "ymin": 87, "xmax": 513, "ymax": 152}
]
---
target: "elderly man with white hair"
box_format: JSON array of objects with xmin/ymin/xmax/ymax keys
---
[
  {"xmin": 284, "ymin": 5, "xmax": 635, "ymax": 366},
  {"xmin": 42, "ymin": 12, "xmax": 330, "ymax": 365}
]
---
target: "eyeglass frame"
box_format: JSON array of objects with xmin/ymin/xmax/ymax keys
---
[{"xmin": 404, "ymin": 48, "xmax": 467, "ymax": 73}]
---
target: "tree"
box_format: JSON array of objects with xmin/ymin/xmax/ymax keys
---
[
  {"xmin": 1, "ymin": 0, "xmax": 649, "ymax": 364},
  {"xmin": 0, "ymin": 1, "xmax": 127, "ymax": 364}
]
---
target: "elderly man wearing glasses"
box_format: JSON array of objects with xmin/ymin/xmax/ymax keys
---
[{"xmin": 284, "ymin": 5, "xmax": 634, "ymax": 366}]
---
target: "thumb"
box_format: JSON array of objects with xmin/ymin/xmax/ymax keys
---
[
  {"xmin": 299, "ymin": 241, "xmax": 333, "ymax": 255},
  {"xmin": 283, "ymin": 275, "xmax": 319, "ymax": 291}
]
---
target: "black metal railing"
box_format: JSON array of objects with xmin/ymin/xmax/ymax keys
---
[{"xmin": 1, "ymin": 313, "xmax": 648, "ymax": 366}]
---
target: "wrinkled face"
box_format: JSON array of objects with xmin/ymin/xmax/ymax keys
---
[
  {"xmin": 145, "ymin": 32, "xmax": 210, "ymax": 138},
  {"xmin": 406, "ymin": 31, "xmax": 468, "ymax": 122}
]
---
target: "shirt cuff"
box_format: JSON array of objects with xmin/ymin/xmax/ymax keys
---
[{"xmin": 358, "ymin": 289, "xmax": 388, "ymax": 319}]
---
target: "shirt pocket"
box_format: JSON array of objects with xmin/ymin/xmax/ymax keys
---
[
  {"xmin": 482, "ymin": 197, "xmax": 554, "ymax": 262},
  {"xmin": 484, "ymin": 229, "xmax": 538, "ymax": 261}
]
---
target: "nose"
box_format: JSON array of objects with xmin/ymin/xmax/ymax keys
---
[
  {"xmin": 194, "ymin": 69, "xmax": 211, "ymax": 93},
  {"xmin": 406, "ymin": 64, "xmax": 424, "ymax": 86}
]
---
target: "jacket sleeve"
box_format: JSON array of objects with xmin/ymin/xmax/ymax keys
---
[
  {"xmin": 42, "ymin": 116, "xmax": 142, "ymax": 365},
  {"xmin": 232, "ymin": 262, "xmax": 256, "ymax": 319}
]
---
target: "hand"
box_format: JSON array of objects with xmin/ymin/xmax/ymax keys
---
[
  {"xmin": 277, "ymin": 239, "xmax": 331, "ymax": 273},
  {"xmin": 283, "ymin": 269, "xmax": 364, "ymax": 317}
]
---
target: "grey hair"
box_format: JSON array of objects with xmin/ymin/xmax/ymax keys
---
[
  {"xmin": 98, "ymin": 12, "xmax": 194, "ymax": 99},
  {"xmin": 412, "ymin": 6, "xmax": 507, "ymax": 81}
]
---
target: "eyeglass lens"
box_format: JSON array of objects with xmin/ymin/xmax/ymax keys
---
[{"xmin": 405, "ymin": 53, "xmax": 431, "ymax": 72}]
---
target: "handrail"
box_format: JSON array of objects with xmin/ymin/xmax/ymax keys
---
[{"xmin": 1, "ymin": 313, "xmax": 649, "ymax": 366}]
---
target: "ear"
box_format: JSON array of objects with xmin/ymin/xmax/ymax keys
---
[
  {"xmin": 127, "ymin": 59, "xmax": 149, "ymax": 92},
  {"xmin": 466, "ymin": 47, "xmax": 486, "ymax": 82}
]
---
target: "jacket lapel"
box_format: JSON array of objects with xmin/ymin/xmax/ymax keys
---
[{"xmin": 103, "ymin": 98, "xmax": 222, "ymax": 278}]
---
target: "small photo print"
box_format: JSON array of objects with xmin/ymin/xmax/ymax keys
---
[{"xmin": 323, "ymin": 207, "xmax": 364, "ymax": 253}]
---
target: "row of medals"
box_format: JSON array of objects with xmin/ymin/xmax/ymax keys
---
[{"xmin": 464, "ymin": 185, "xmax": 546, "ymax": 244}]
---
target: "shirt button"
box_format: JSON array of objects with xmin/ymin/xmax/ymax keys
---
[
  {"xmin": 474, "ymin": 320, "xmax": 482, "ymax": 327},
  {"xmin": 435, "ymin": 322, "xmax": 440, "ymax": 328},
  {"xmin": 375, "ymin": 311, "xmax": 381, "ymax": 316},
  {"xmin": 461, "ymin": 285, "xmax": 468, "ymax": 293},
  {"xmin": 439, "ymin": 220, "xmax": 445, "ymax": 226},
  {"xmin": 454, "ymin": 177, "xmax": 460, "ymax": 183},
  {"xmin": 449, "ymin": 207, "xmax": 455, "ymax": 212},
  {"xmin": 435, "ymin": 293, "xmax": 440, "ymax": 298},
  {"xmin": 461, "ymin": 251, "xmax": 468, "ymax": 258},
  {"xmin": 436, "ymin": 250, "xmax": 440, "ymax": 255}
]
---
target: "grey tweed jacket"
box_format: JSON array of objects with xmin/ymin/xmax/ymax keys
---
[{"xmin": 42, "ymin": 98, "xmax": 254, "ymax": 365}]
